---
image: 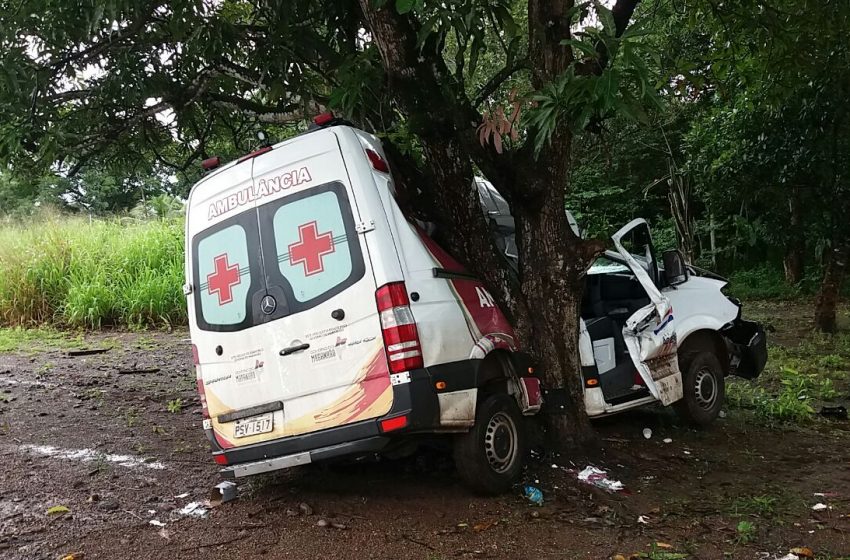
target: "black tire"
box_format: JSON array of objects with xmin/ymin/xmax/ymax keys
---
[
  {"xmin": 453, "ymin": 393, "xmax": 526, "ymax": 495},
  {"xmin": 674, "ymin": 350, "xmax": 725, "ymax": 426}
]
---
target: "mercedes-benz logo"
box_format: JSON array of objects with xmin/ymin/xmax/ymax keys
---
[{"xmin": 260, "ymin": 295, "xmax": 277, "ymax": 315}]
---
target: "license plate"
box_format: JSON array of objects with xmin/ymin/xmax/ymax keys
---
[{"xmin": 233, "ymin": 413, "xmax": 274, "ymax": 438}]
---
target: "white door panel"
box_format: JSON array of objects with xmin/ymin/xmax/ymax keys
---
[{"xmin": 612, "ymin": 219, "xmax": 683, "ymax": 406}]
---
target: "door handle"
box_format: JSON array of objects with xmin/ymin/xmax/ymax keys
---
[{"xmin": 280, "ymin": 343, "xmax": 310, "ymax": 356}]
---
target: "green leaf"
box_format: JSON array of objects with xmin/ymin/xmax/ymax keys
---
[
  {"xmin": 395, "ymin": 0, "xmax": 415, "ymax": 15},
  {"xmin": 493, "ymin": 5, "xmax": 517, "ymax": 37},
  {"xmin": 593, "ymin": 0, "xmax": 615, "ymax": 32},
  {"xmin": 561, "ymin": 39, "xmax": 597, "ymax": 58},
  {"xmin": 47, "ymin": 505, "xmax": 70, "ymax": 515}
]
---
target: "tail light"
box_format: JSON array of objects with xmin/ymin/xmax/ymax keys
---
[
  {"xmin": 375, "ymin": 282, "xmax": 423, "ymax": 373},
  {"xmin": 365, "ymin": 149, "xmax": 389, "ymax": 173}
]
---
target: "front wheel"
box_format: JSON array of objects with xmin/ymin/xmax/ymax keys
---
[
  {"xmin": 674, "ymin": 350, "xmax": 725, "ymax": 426},
  {"xmin": 453, "ymin": 393, "xmax": 526, "ymax": 495}
]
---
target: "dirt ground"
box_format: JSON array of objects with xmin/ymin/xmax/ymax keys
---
[{"xmin": 1, "ymin": 301, "xmax": 849, "ymax": 560}]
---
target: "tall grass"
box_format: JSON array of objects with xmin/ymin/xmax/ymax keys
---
[{"xmin": 0, "ymin": 212, "xmax": 186, "ymax": 329}]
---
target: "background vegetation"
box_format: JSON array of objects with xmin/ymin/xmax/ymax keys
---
[{"xmin": 0, "ymin": 209, "xmax": 185, "ymax": 329}]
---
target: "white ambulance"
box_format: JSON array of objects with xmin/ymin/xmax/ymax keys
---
[{"xmin": 184, "ymin": 114, "xmax": 766, "ymax": 494}]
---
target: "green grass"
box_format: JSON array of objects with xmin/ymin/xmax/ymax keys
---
[
  {"xmin": 0, "ymin": 327, "xmax": 86, "ymax": 353},
  {"xmin": 726, "ymin": 328, "xmax": 850, "ymax": 425},
  {"xmin": 725, "ymin": 266, "xmax": 801, "ymax": 300},
  {"xmin": 0, "ymin": 212, "xmax": 186, "ymax": 329}
]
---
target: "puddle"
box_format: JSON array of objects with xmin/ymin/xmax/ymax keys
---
[{"xmin": 16, "ymin": 444, "xmax": 166, "ymax": 470}]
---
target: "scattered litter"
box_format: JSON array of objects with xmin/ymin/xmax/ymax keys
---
[
  {"xmin": 811, "ymin": 503, "xmax": 828, "ymax": 512},
  {"xmin": 819, "ymin": 405, "xmax": 847, "ymax": 420},
  {"xmin": 60, "ymin": 554, "xmax": 83, "ymax": 560},
  {"xmin": 17, "ymin": 444, "xmax": 165, "ymax": 470},
  {"xmin": 719, "ymin": 410, "xmax": 727, "ymax": 418},
  {"xmin": 177, "ymin": 501, "xmax": 209, "ymax": 518},
  {"xmin": 299, "ymin": 502, "xmax": 313, "ymax": 516},
  {"xmin": 637, "ymin": 515, "xmax": 650, "ymax": 524},
  {"xmin": 209, "ymin": 481, "xmax": 238, "ymax": 507},
  {"xmin": 655, "ymin": 542, "xmax": 673, "ymax": 549},
  {"xmin": 683, "ymin": 450, "xmax": 692, "ymax": 455},
  {"xmin": 174, "ymin": 493, "xmax": 190, "ymax": 499},
  {"xmin": 642, "ymin": 428, "xmax": 652, "ymax": 439},
  {"xmin": 523, "ymin": 485, "xmax": 544, "ymax": 506},
  {"xmin": 663, "ymin": 438, "xmax": 673, "ymax": 444},
  {"xmin": 47, "ymin": 505, "xmax": 70, "ymax": 516},
  {"xmin": 577, "ymin": 466, "xmax": 625, "ymax": 492},
  {"xmin": 775, "ymin": 554, "xmax": 800, "ymax": 560},
  {"xmin": 790, "ymin": 547, "xmax": 814, "ymax": 558},
  {"xmin": 813, "ymin": 492, "xmax": 839, "ymax": 498},
  {"xmin": 149, "ymin": 519, "xmax": 166, "ymax": 527}
]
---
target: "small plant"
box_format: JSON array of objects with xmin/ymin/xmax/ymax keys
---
[
  {"xmin": 124, "ymin": 407, "xmax": 139, "ymax": 427},
  {"xmin": 166, "ymin": 398, "xmax": 183, "ymax": 413},
  {"xmin": 735, "ymin": 520, "xmax": 756, "ymax": 544},
  {"xmin": 731, "ymin": 494, "xmax": 778, "ymax": 518}
]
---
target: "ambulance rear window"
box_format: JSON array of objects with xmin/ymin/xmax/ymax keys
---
[{"xmin": 191, "ymin": 181, "xmax": 364, "ymax": 332}]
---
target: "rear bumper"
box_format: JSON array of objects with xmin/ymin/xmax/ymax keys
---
[{"xmin": 220, "ymin": 436, "xmax": 389, "ymax": 478}]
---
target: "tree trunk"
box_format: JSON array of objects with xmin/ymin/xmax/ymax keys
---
[
  {"xmin": 515, "ymin": 188, "xmax": 598, "ymax": 448},
  {"xmin": 814, "ymin": 244, "xmax": 848, "ymax": 333},
  {"xmin": 783, "ymin": 186, "xmax": 804, "ymax": 284}
]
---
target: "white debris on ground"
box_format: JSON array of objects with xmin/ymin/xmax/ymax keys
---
[
  {"xmin": 811, "ymin": 503, "xmax": 828, "ymax": 511},
  {"xmin": 177, "ymin": 501, "xmax": 209, "ymax": 518},
  {"xmin": 577, "ymin": 466, "xmax": 625, "ymax": 492},
  {"xmin": 16, "ymin": 444, "xmax": 165, "ymax": 470}
]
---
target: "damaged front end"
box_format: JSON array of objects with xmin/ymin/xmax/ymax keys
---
[{"xmin": 722, "ymin": 299, "xmax": 768, "ymax": 379}]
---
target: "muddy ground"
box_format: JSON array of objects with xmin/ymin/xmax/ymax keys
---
[{"xmin": 1, "ymin": 301, "xmax": 849, "ymax": 560}]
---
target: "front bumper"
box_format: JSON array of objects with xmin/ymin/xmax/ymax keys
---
[{"xmin": 724, "ymin": 318, "xmax": 768, "ymax": 379}]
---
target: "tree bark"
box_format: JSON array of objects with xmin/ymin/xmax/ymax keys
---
[{"xmin": 814, "ymin": 244, "xmax": 848, "ymax": 333}]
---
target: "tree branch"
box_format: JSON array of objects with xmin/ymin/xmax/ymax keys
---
[{"xmin": 472, "ymin": 57, "xmax": 529, "ymax": 108}]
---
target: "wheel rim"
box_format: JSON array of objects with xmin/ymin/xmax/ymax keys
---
[
  {"xmin": 484, "ymin": 411, "xmax": 518, "ymax": 474},
  {"xmin": 694, "ymin": 367, "xmax": 718, "ymax": 410}
]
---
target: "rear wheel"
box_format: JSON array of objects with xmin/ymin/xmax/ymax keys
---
[
  {"xmin": 453, "ymin": 393, "xmax": 526, "ymax": 495},
  {"xmin": 674, "ymin": 350, "xmax": 725, "ymax": 426}
]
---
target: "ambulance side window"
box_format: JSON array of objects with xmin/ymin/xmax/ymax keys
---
[{"xmin": 195, "ymin": 224, "xmax": 254, "ymax": 328}]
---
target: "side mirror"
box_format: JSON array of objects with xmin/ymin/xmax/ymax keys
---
[{"xmin": 663, "ymin": 250, "xmax": 688, "ymax": 286}]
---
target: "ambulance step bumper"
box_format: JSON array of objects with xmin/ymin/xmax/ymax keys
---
[{"xmin": 219, "ymin": 436, "xmax": 389, "ymax": 478}]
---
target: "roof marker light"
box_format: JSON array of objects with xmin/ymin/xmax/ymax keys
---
[
  {"xmin": 313, "ymin": 112, "xmax": 335, "ymax": 126},
  {"xmin": 201, "ymin": 156, "xmax": 221, "ymax": 171}
]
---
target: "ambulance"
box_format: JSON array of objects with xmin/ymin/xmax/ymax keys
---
[{"xmin": 184, "ymin": 114, "xmax": 767, "ymax": 494}]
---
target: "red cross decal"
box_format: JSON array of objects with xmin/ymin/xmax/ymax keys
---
[
  {"xmin": 207, "ymin": 254, "xmax": 241, "ymax": 305},
  {"xmin": 289, "ymin": 221, "xmax": 335, "ymax": 276}
]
